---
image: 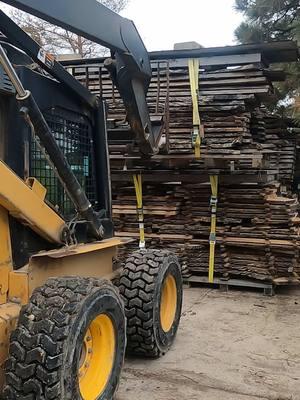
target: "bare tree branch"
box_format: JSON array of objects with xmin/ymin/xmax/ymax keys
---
[{"xmin": 4, "ymin": 0, "xmax": 129, "ymax": 58}]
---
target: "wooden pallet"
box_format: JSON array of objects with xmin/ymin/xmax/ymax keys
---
[{"xmin": 186, "ymin": 275, "xmax": 275, "ymax": 296}]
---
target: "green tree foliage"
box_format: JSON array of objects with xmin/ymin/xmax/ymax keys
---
[{"xmin": 234, "ymin": 0, "xmax": 300, "ymax": 118}]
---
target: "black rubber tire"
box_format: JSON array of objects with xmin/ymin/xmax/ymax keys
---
[
  {"xmin": 3, "ymin": 277, "xmax": 126, "ymax": 400},
  {"xmin": 119, "ymin": 249, "xmax": 183, "ymax": 357}
]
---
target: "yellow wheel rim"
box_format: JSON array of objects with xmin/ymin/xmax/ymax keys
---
[
  {"xmin": 79, "ymin": 314, "xmax": 116, "ymax": 400},
  {"xmin": 160, "ymin": 274, "xmax": 177, "ymax": 333}
]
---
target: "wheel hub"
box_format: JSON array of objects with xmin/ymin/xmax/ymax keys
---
[
  {"xmin": 79, "ymin": 314, "xmax": 116, "ymax": 400},
  {"xmin": 160, "ymin": 274, "xmax": 177, "ymax": 333}
]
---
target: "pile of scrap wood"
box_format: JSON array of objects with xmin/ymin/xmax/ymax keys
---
[{"xmin": 64, "ymin": 41, "xmax": 300, "ymax": 285}]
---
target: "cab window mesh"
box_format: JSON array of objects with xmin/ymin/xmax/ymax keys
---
[{"xmin": 30, "ymin": 107, "xmax": 97, "ymax": 219}]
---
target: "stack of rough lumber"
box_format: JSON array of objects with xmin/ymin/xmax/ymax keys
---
[
  {"xmin": 157, "ymin": 64, "xmax": 272, "ymax": 157},
  {"xmin": 70, "ymin": 61, "xmax": 278, "ymax": 171},
  {"xmin": 112, "ymin": 181, "xmax": 300, "ymax": 282},
  {"xmin": 264, "ymin": 115, "xmax": 297, "ymax": 183},
  {"xmin": 64, "ymin": 42, "xmax": 300, "ymax": 285}
]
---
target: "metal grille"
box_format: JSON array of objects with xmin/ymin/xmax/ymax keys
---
[
  {"xmin": 30, "ymin": 107, "xmax": 97, "ymax": 219},
  {"xmin": 0, "ymin": 66, "xmax": 15, "ymax": 95}
]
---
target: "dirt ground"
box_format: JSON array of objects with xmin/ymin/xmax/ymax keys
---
[{"xmin": 116, "ymin": 286, "xmax": 300, "ymax": 400}]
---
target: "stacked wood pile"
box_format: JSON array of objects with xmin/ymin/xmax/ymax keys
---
[
  {"xmin": 264, "ymin": 115, "xmax": 297, "ymax": 183},
  {"xmin": 64, "ymin": 42, "xmax": 300, "ymax": 285},
  {"xmin": 112, "ymin": 181, "xmax": 300, "ymax": 283},
  {"xmin": 69, "ymin": 61, "xmax": 280, "ymax": 172}
]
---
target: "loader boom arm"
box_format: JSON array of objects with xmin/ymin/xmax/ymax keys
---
[{"xmin": 1, "ymin": 0, "xmax": 160, "ymax": 155}]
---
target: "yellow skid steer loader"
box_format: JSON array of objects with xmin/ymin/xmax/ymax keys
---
[{"xmin": 0, "ymin": 1, "xmax": 183, "ymax": 398}]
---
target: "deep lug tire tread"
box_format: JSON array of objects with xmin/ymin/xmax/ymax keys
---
[
  {"xmin": 119, "ymin": 249, "xmax": 182, "ymax": 358},
  {"xmin": 3, "ymin": 277, "xmax": 125, "ymax": 400}
]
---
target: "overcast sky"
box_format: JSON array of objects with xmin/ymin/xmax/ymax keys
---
[
  {"xmin": 0, "ymin": 0, "xmax": 243, "ymax": 51},
  {"xmin": 121, "ymin": 0, "xmax": 243, "ymax": 51}
]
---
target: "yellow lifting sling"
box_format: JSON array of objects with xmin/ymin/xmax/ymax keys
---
[
  {"xmin": 188, "ymin": 59, "xmax": 202, "ymax": 159},
  {"xmin": 209, "ymin": 175, "xmax": 219, "ymax": 283},
  {"xmin": 133, "ymin": 173, "xmax": 145, "ymax": 249}
]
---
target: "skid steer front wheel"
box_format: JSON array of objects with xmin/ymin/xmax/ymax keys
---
[
  {"xmin": 3, "ymin": 277, "xmax": 126, "ymax": 400},
  {"xmin": 119, "ymin": 250, "xmax": 183, "ymax": 357}
]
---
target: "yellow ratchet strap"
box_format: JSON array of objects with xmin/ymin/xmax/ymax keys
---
[
  {"xmin": 133, "ymin": 173, "xmax": 145, "ymax": 249},
  {"xmin": 188, "ymin": 58, "xmax": 202, "ymax": 159},
  {"xmin": 209, "ymin": 175, "xmax": 219, "ymax": 283}
]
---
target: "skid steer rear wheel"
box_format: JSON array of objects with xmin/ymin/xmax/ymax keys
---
[
  {"xmin": 119, "ymin": 250, "xmax": 183, "ymax": 357},
  {"xmin": 3, "ymin": 277, "xmax": 126, "ymax": 400}
]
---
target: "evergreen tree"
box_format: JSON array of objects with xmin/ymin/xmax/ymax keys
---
[{"xmin": 235, "ymin": 0, "xmax": 300, "ymax": 118}]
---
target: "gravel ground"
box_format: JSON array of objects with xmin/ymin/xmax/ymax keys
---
[{"xmin": 116, "ymin": 286, "xmax": 300, "ymax": 400}]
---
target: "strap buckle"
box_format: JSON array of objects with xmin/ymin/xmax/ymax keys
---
[
  {"xmin": 191, "ymin": 126, "xmax": 200, "ymax": 147},
  {"xmin": 210, "ymin": 196, "xmax": 218, "ymax": 208},
  {"xmin": 209, "ymin": 233, "xmax": 216, "ymax": 244},
  {"xmin": 136, "ymin": 207, "xmax": 144, "ymax": 220},
  {"xmin": 139, "ymin": 241, "xmax": 146, "ymax": 249}
]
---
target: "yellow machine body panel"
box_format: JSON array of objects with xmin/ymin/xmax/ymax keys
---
[
  {"xmin": 0, "ymin": 206, "xmax": 12, "ymax": 305},
  {"xmin": 8, "ymin": 270, "xmax": 29, "ymax": 305},
  {"xmin": 0, "ymin": 160, "xmax": 66, "ymax": 244},
  {"xmin": 0, "ymin": 302, "xmax": 21, "ymax": 388},
  {"xmin": 0, "ymin": 206, "xmax": 12, "ymax": 270},
  {"xmin": 10, "ymin": 238, "xmax": 125, "ymax": 303}
]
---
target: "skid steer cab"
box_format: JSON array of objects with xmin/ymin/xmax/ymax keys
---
[{"xmin": 0, "ymin": 0, "xmax": 183, "ymax": 399}]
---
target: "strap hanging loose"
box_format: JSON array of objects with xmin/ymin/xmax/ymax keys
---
[
  {"xmin": 133, "ymin": 173, "xmax": 145, "ymax": 249},
  {"xmin": 209, "ymin": 175, "xmax": 219, "ymax": 283},
  {"xmin": 188, "ymin": 59, "xmax": 202, "ymax": 159}
]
